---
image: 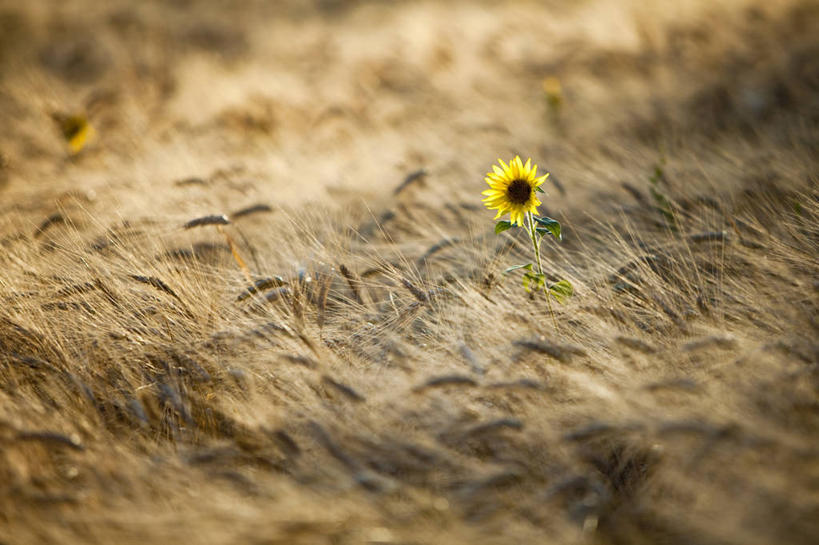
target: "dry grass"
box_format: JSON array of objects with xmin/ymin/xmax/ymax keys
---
[{"xmin": 1, "ymin": 1, "xmax": 817, "ymax": 544}]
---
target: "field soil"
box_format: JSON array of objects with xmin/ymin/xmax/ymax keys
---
[{"xmin": 1, "ymin": 1, "xmax": 818, "ymax": 544}]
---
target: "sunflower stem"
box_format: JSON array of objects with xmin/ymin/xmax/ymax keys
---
[{"xmin": 526, "ymin": 211, "xmax": 557, "ymax": 330}]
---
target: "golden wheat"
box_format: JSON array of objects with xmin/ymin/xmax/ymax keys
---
[{"xmin": 0, "ymin": 1, "xmax": 817, "ymax": 545}]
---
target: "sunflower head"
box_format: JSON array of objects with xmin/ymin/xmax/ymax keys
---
[{"xmin": 481, "ymin": 156, "xmax": 549, "ymax": 226}]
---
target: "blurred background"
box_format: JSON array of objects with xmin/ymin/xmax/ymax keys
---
[{"xmin": 1, "ymin": 0, "xmax": 815, "ymax": 215}]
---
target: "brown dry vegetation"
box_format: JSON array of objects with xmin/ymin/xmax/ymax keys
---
[{"xmin": 1, "ymin": 1, "xmax": 818, "ymax": 544}]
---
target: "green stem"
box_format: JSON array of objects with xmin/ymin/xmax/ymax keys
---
[
  {"xmin": 526, "ymin": 212, "xmax": 544, "ymax": 276},
  {"xmin": 526, "ymin": 211, "xmax": 557, "ymax": 330}
]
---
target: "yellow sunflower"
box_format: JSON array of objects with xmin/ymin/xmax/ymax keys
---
[
  {"xmin": 51, "ymin": 112, "xmax": 94, "ymax": 154},
  {"xmin": 481, "ymin": 156, "xmax": 549, "ymax": 226}
]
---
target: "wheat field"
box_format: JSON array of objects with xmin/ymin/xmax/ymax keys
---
[{"xmin": 0, "ymin": 1, "xmax": 817, "ymax": 544}]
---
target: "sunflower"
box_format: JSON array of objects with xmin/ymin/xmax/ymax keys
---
[
  {"xmin": 481, "ymin": 156, "xmax": 549, "ymax": 226},
  {"xmin": 51, "ymin": 112, "xmax": 94, "ymax": 154}
]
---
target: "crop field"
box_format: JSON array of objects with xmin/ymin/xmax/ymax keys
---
[{"xmin": 0, "ymin": 0, "xmax": 817, "ymax": 544}]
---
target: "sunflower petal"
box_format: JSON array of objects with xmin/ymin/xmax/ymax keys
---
[{"xmin": 534, "ymin": 173, "xmax": 549, "ymax": 186}]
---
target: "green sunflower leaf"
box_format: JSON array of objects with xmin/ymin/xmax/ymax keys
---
[
  {"xmin": 536, "ymin": 186, "xmax": 545, "ymax": 193},
  {"xmin": 504, "ymin": 263, "xmax": 532, "ymax": 274},
  {"xmin": 548, "ymin": 279, "xmax": 574, "ymax": 303},
  {"xmin": 523, "ymin": 272, "xmax": 545, "ymax": 292},
  {"xmin": 494, "ymin": 220, "xmax": 513, "ymax": 234},
  {"xmin": 534, "ymin": 216, "xmax": 561, "ymax": 241}
]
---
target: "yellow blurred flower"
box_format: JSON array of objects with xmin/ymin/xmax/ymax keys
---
[
  {"xmin": 542, "ymin": 76, "xmax": 563, "ymax": 109},
  {"xmin": 481, "ymin": 156, "xmax": 549, "ymax": 226},
  {"xmin": 52, "ymin": 112, "xmax": 94, "ymax": 154}
]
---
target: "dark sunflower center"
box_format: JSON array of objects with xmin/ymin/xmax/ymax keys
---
[{"xmin": 506, "ymin": 179, "xmax": 531, "ymax": 205}]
